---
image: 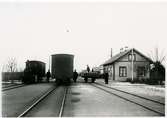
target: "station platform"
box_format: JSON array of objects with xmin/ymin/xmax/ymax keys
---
[{"xmin": 63, "ymin": 78, "xmax": 165, "ymax": 116}]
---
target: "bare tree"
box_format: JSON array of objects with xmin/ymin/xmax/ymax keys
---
[
  {"xmin": 2, "ymin": 57, "xmax": 18, "ymax": 83},
  {"xmin": 148, "ymin": 47, "xmax": 166, "ymax": 65},
  {"xmin": 148, "ymin": 47, "xmax": 166, "ymax": 85},
  {"xmin": 5, "ymin": 57, "xmax": 18, "ymax": 72}
]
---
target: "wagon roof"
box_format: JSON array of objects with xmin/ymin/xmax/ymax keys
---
[
  {"xmin": 51, "ymin": 54, "xmax": 74, "ymax": 56},
  {"xmin": 26, "ymin": 60, "xmax": 45, "ymax": 64},
  {"xmin": 103, "ymin": 48, "xmax": 152, "ymax": 66}
]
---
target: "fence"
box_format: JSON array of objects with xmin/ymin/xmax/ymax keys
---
[{"xmin": 2, "ymin": 72, "xmax": 24, "ymax": 82}]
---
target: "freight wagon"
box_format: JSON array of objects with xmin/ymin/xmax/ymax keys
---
[
  {"xmin": 22, "ymin": 60, "xmax": 46, "ymax": 84},
  {"xmin": 80, "ymin": 71, "xmax": 103, "ymax": 83},
  {"xmin": 51, "ymin": 54, "xmax": 74, "ymax": 85}
]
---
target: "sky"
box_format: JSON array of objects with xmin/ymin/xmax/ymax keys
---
[{"xmin": 0, "ymin": 1, "xmax": 167, "ymax": 73}]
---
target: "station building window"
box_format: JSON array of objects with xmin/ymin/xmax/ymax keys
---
[
  {"xmin": 128, "ymin": 54, "xmax": 136, "ymax": 61},
  {"xmin": 119, "ymin": 66, "xmax": 127, "ymax": 77},
  {"xmin": 137, "ymin": 66, "xmax": 146, "ymax": 77}
]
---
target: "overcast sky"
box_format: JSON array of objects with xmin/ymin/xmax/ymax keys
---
[{"xmin": 0, "ymin": 2, "xmax": 167, "ymax": 72}]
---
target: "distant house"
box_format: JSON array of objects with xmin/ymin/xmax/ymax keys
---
[{"xmin": 102, "ymin": 48, "xmax": 152, "ymax": 81}]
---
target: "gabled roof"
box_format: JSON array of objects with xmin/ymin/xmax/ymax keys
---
[{"xmin": 103, "ymin": 48, "xmax": 152, "ymax": 66}]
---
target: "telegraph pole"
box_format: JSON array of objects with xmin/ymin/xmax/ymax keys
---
[
  {"xmin": 49, "ymin": 55, "xmax": 51, "ymax": 71},
  {"xmin": 131, "ymin": 48, "xmax": 134, "ymax": 81}
]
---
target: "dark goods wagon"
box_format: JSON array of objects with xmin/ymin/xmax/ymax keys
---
[
  {"xmin": 81, "ymin": 72, "xmax": 103, "ymax": 83},
  {"xmin": 22, "ymin": 60, "xmax": 46, "ymax": 84},
  {"xmin": 52, "ymin": 54, "xmax": 74, "ymax": 85}
]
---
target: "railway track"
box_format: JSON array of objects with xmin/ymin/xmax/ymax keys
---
[
  {"xmin": 59, "ymin": 86, "xmax": 68, "ymax": 117},
  {"xmin": 2, "ymin": 84, "xmax": 26, "ymax": 91},
  {"xmin": 2, "ymin": 83, "xmax": 18, "ymax": 88},
  {"xmin": 17, "ymin": 86, "xmax": 68, "ymax": 117},
  {"xmin": 92, "ymin": 83, "xmax": 165, "ymax": 116},
  {"xmin": 95, "ymin": 83, "xmax": 165, "ymax": 105}
]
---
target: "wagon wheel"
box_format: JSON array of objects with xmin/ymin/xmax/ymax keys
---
[
  {"xmin": 84, "ymin": 77, "xmax": 88, "ymax": 83},
  {"xmin": 91, "ymin": 78, "xmax": 95, "ymax": 83}
]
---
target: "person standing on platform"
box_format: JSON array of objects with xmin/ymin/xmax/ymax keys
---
[
  {"xmin": 87, "ymin": 65, "xmax": 90, "ymax": 73},
  {"xmin": 46, "ymin": 70, "xmax": 51, "ymax": 83},
  {"xmin": 73, "ymin": 70, "xmax": 78, "ymax": 83},
  {"xmin": 104, "ymin": 72, "xmax": 109, "ymax": 84}
]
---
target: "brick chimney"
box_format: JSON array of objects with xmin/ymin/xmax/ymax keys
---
[
  {"xmin": 120, "ymin": 48, "xmax": 123, "ymax": 53},
  {"xmin": 125, "ymin": 46, "xmax": 128, "ymax": 51}
]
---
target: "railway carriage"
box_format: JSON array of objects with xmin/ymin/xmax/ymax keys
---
[
  {"xmin": 51, "ymin": 54, "xmax": 74, "ymax": 85},
  {"xmin": 22, "ymin": 60, "xmax": 46, "ymax": 84}
]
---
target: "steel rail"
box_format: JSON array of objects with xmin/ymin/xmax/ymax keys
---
[
  {"xmin": 17, "ymin": 86, "xmax": 57, "ymax": 118},
  {"xmin": 59, "ymin": 86, "xmax": 68, "ymax": 117},
  {"xmin": 2, "ymin": 84, "xmax": 19, "ymax": 88},
  {"xmin": 95, "ymin": 83, "xmax": 165, "ymax": 105},
  {"xmin": 2, "ymin": 85, "xmax": 26, "ymax": 91},
  {"xmin": 92, "ymin": 84, "xmax": 165, "ymax": 116}
]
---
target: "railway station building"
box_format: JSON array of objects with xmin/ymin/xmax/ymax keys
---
[{"xmin": 102, "ymin": 48, "xmax": 152, "ymax": 81}]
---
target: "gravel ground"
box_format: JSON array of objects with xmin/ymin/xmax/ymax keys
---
[
  {"xmin": 95, "ymin": 79, "xmax": 165, "ymax": 104},
  {"xmin": 96, "ymin": 80, "xmax": 165, "ymax": 98},
  {"xmin": 76, "ymin": 77, "xmax": 165, "ymax": 103},
  {"xmin": 63, "ymin": 83, "xmax": 161, "ymax": 116}
]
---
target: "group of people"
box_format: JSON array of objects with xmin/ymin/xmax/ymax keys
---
[
  {"xmin": 87, "ymin": 65, "xmax": 109, "ymax": 84},
  {"xmin": 73, "ymin": 65, "xmax": 109, "ymax": 84},
  {"xmin": 45, "ymin": 69, "xmax": 79, "ymax": 83},
  {"xmin": 45, "ymin": 65, "xmax": 109, "ymax": 84},
  {"xmin": 73, "ymin": 65, "xmax": 90, "ymax": 83}
]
